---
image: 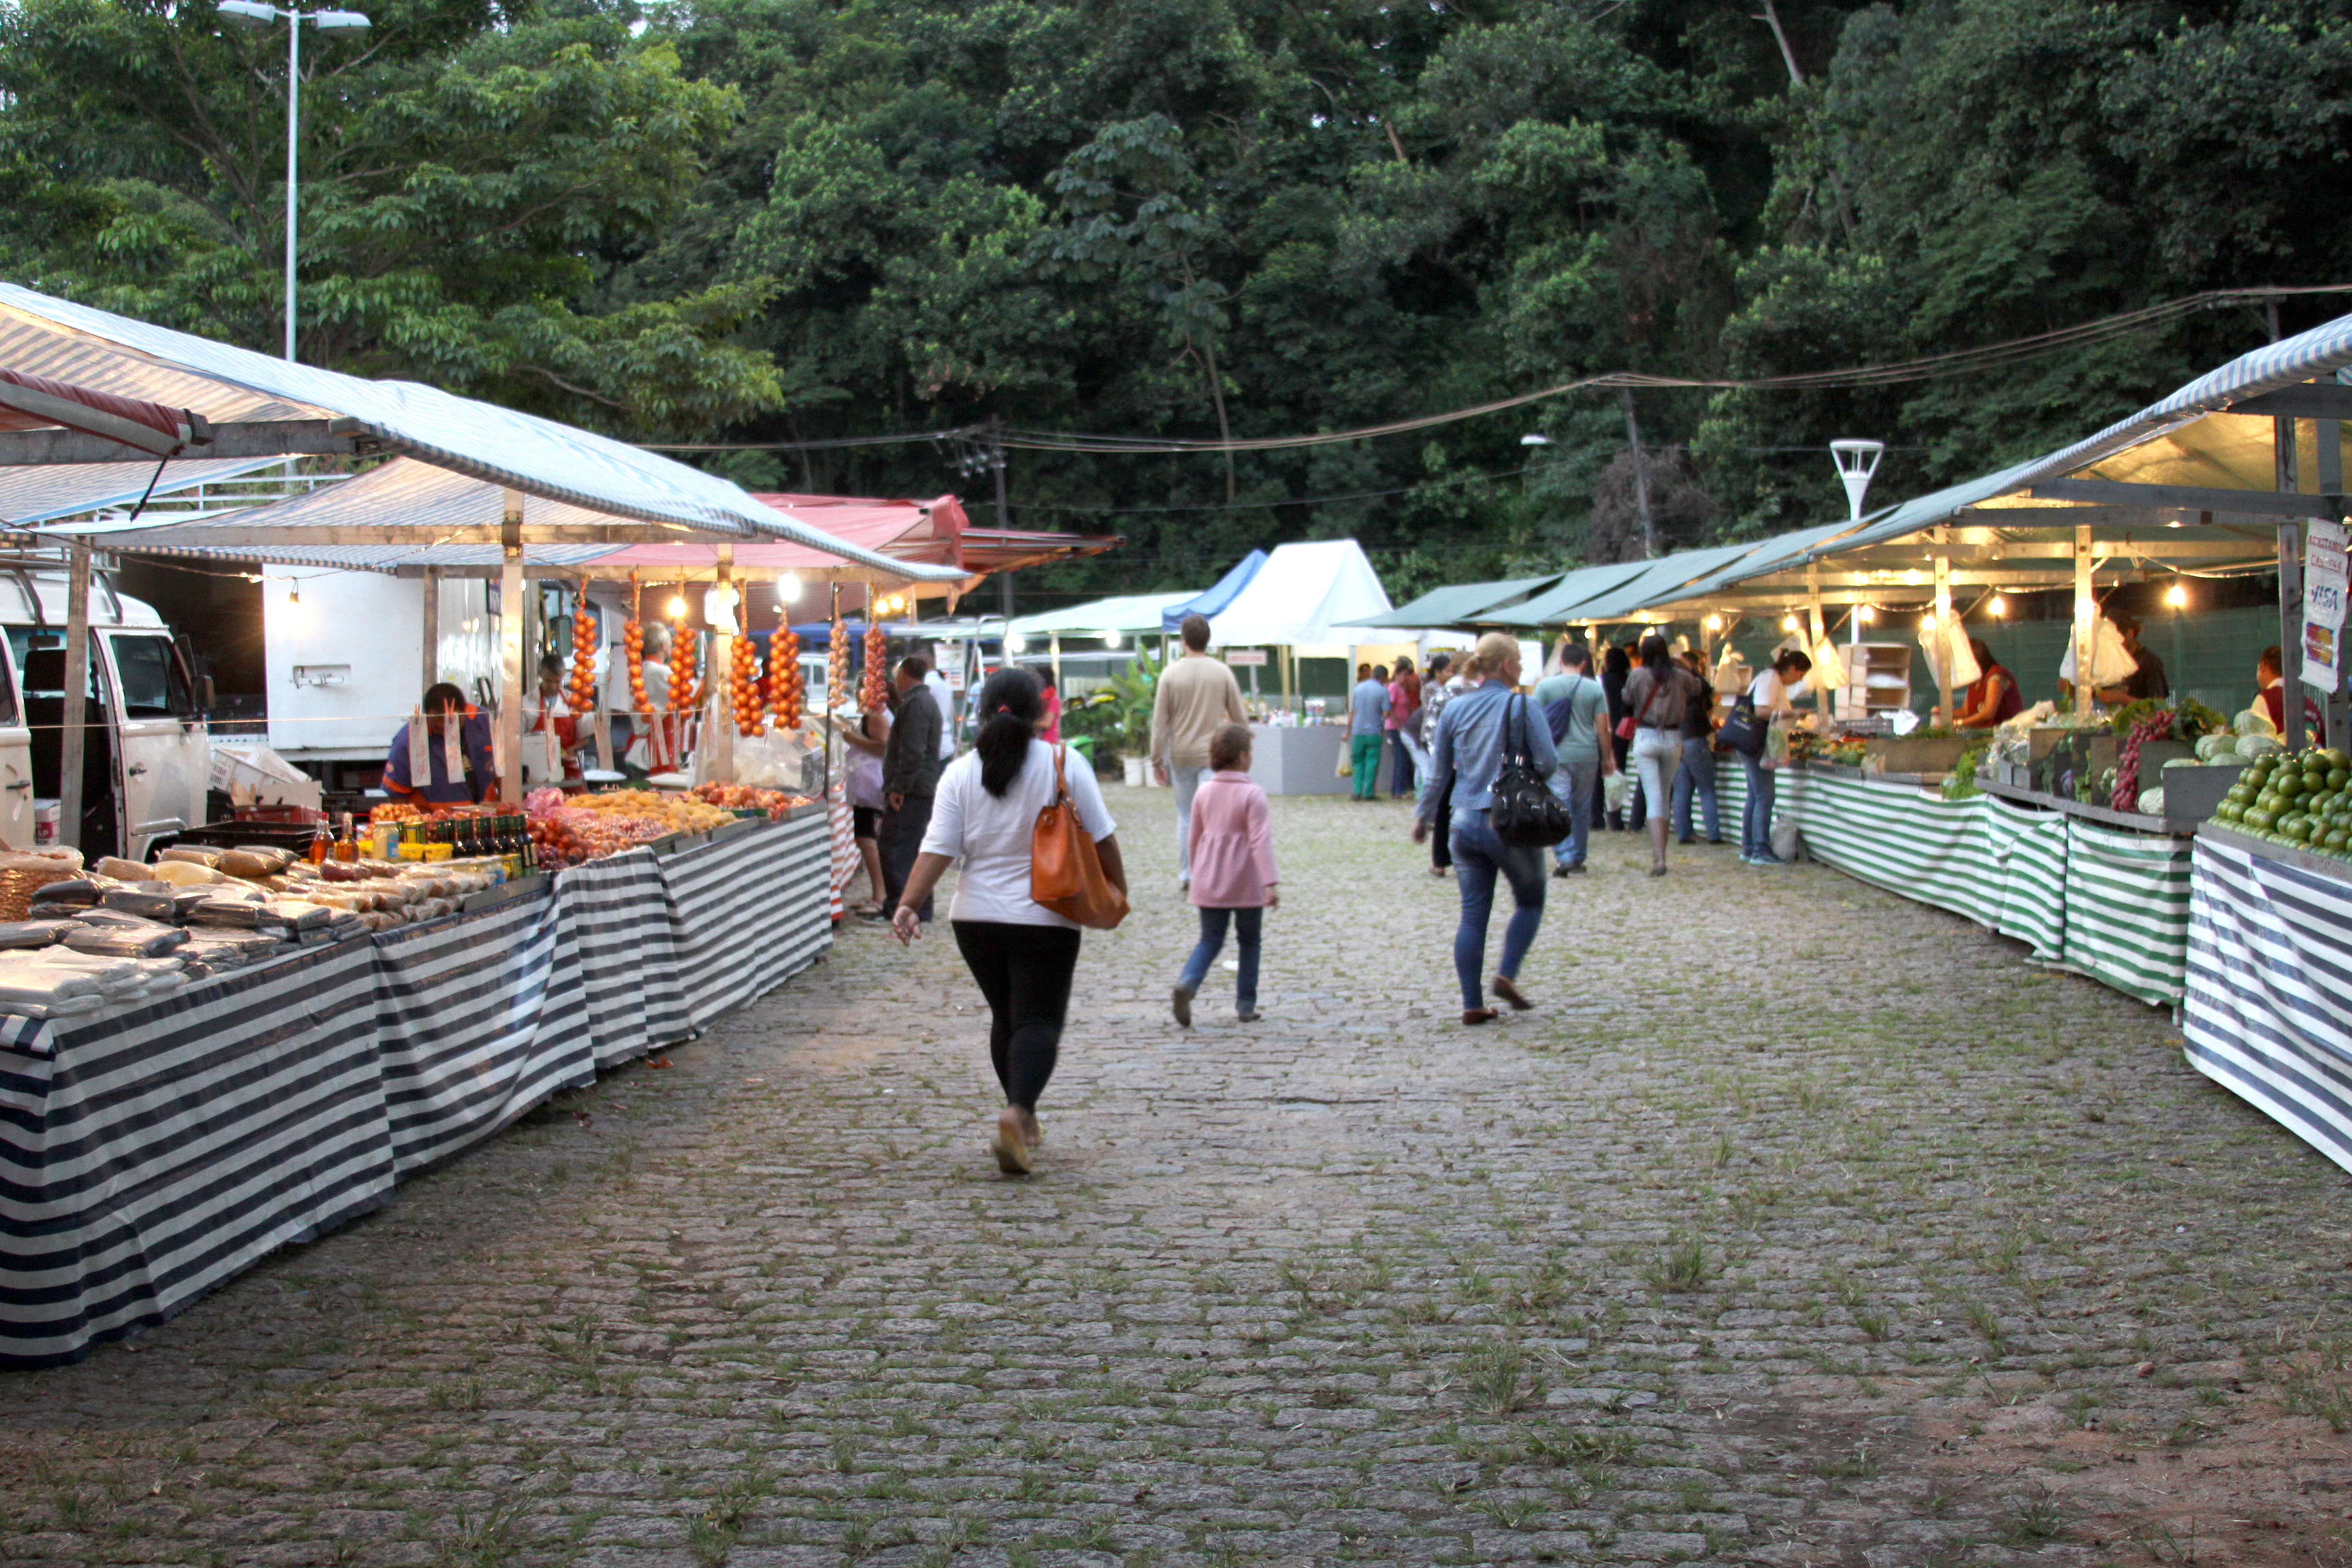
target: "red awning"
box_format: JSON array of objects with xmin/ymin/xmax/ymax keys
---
[
  {"xmin": 0, "ymin": 368, "xmax": 195, "ymax": 457},
  {"xmin": 592, "ymin": 493, "xmax": 1117, "ymax": 576}
]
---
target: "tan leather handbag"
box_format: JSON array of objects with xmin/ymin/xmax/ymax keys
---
[{"xmin": 1030, "ymin": 746, "xmax": 1128, "ymax": 929}]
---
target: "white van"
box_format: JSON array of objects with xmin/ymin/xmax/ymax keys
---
[{"xmin": 0, "ymin": 572, "xmax": 210, "ymax": 858}]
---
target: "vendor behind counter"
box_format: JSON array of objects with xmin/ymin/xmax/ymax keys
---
[{"xmin": 384, "ymin": 681, "xmax": 494, "ymax": 804}]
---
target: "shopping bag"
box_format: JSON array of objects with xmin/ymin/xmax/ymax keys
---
[
  {"xmin": 1031, "ymin": 746, "xmax": 1128, "ymax": 930},
  {"xmin": 1603, "ymin": 770, "xmax": 1631, "ymax": 813}
]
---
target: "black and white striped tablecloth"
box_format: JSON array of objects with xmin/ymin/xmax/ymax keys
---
[
  {"xmin": 2184, "ymin": 830, "xmax": 2352, "ymax": 1175},
  {"xmin": 0, "ymin": 943, "xmax": 389, "ymax": 1366},
  {"xmin": 0, "ymin": 817, "xmax": 832, "ymax": 1367}
]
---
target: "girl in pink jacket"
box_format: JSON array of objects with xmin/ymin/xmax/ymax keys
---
[{"xmin": 1172, "ymin": 723, "xmax": 1279, "ymax": 1026}]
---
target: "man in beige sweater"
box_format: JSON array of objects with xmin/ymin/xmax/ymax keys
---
[{"xmin": 1150, "ymin": 613, "xmax": 1250, "ymax": 887}]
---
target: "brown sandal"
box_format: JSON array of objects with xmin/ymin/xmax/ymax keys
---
[
  {"xmin": 1491, "ymin": 976, "xmax": 1532, "ymax": 1011},
  {"xmin": 1462, "ymin": 1008, "xmax": 1499, "ymax": 1026}
]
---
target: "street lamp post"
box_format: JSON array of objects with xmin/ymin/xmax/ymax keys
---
[{"xmin": 216, "ymin": 1, "xmax": 372, "ymax": 363}]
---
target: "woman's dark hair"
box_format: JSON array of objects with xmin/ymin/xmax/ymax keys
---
[
  {"xmin": 1639, "ymin": 634, "xmax": 1671, "ymax": 672},
  {"xmin": 1603, "ymin": 644, "xmax": 1631, "ymax": 677},
  {"xmin": 975, "ymin": 666, "xmax": 1043, "ymax": 797},
  {"xmin": 1209, "ymin": 722, "xmax": 1253, "ymax": 771},
  {"xmin": 1968, "ymin": 636, "xmax": 1994, "ymax": 670},
  {"xmin": 1774, "ymin": 649, "xmax": 1814, "ymax": 676}
]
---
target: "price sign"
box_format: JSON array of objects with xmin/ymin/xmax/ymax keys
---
[
  {"xmin": 2307, "ymin": 519, "xmax": 2348, "ymax": 693},
  {"xmin": 1226, "ymin": 649, "xmax": 1268, "ymax": 666}
]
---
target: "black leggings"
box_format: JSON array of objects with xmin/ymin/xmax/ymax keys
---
[{"xmin": 951, "ymin": 921, "xmax": 1081, "ymax": 1111}]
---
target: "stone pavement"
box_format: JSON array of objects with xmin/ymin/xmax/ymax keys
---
[{"xmin": 4, "ymin": 786, "xmax": 2351, "ymax": 1568}]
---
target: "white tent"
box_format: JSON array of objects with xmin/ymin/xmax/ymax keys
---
[{"xmin": 1205, "ymin": 540, "xmax": 1394, "ymax": 647}]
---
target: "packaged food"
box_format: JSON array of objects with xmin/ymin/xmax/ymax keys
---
[
  {"xmin": 157, "ymin": 847, "xmax": 223, "ymax": 868},
  {"xmin": 60, "ymin": 921, "xmax": 186, "ymax": 958},
  {"xmin": 217, "ymin": 851, "xmax": 278, "ymax": 881},
  {"xmin": 148, "ymin": 860, "xmax": 226, "ymax": 887},
  {"xmin": 92, "ymin": 856, "xmax": 151, "ymax": 881},
  {"xmin": 265, "ymin": 900, "xmax": 333, "ymax": 932},
  {"xmin": 0, "ymin": 919, "xmax": 69, "ymax": 950},
  {"xmin": 33, "ymin": 877, "xmax": 121, "ymax": 908},
  {"xmin": 231, "ymin": 846, "xmax": 296, "ymax": 872},
  {"xmin": 101, "ymin": 885, "xmax": 179, "ymax": 921}
]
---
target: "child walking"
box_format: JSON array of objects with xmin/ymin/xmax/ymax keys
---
[{"xmin": 1172, "ymin": 723, "xmax": 1278, "ymax": 1026}]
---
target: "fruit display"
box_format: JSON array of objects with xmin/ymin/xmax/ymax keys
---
[
  {"xmin": 861, "ymin": 620, "xmax": 889, "ymax": 709},
  {"xmin": 730, "ymin": 630, "xmax": 765, "ymax": 736},
  {"xmin": 670, "ymin": 613, "xmax": 700, "ymax": 713},
  {"xmin": 567, "ymin": 602, "xmax": 598, "ymax": 714},
  {"xmin": 625, "ymin": 618, "xmax": 653, "ymax": 717},
  {"xmin": 2211, "ymin": 745, "xmax": 2352, "ymax": 860},
  {"xmin": 767, "ymin": 626, "xmax": 804, "ymax": 730},
  {"xmin": 523, "ymin": 787, "xmax": 739, "ymax": 868},
  {"xmin": 828, "ymin": 618, "xmax": 849, "ymax": 712},
  {"xmin": 2109, "ymin": 711, "xmax": 2173, "ymax": 815},
  {"xmin": 685, "ymin": 782, "xmax": 813, "ymax": 818}
]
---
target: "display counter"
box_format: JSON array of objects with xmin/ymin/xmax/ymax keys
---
[
  {"xmin": 1247, "ymin": 722, "xmax": 1351, "ymax": 796},
  {"xmin": 2183, "ymin": 824, "xmax": 2352, "ymax": 1175},
  {"xmin": 0, "ymin": 812, "xmax": 832, "ymax": 1368}
]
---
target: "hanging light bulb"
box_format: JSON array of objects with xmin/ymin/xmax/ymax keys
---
[
  {"xmin": 777, "ymin": 572, "xmax": 801, "ymax": 604},
  {"xmin": 1102, "ymin": 630, "xmax": 1123, "ymax": 649},
  {"xmin": 667, "ymin": 594, "xmax": 688, "ymax": 618},
  {"xmin": 285, "ymin": 583, "xmax": 304, "ymax": 625},
  {"xmin": 1004, "ymin": 631, "xmax": 1028, "ymax": 654},
  {"xmin": 1856, "ymin": 605, "xmax": 1876, "ymax": 624},
  {"xmin": 1988, "ymin": 595, "xmax": 2008, "ymax": 617},
  {"xmin": 1921, "ymin": 610, "xmax": 1938, "ymax": 631},
  {"xmin": 1781, "ymin": 614, "xmax": 1800, "ymax": 632},
  {"xmin": 2166, "ymin": 581, "xmax": 2189, "ymax": 608},
  {"xmin": 1704, "ymin": 614, "xmax": 1723, "ymax": 632}
]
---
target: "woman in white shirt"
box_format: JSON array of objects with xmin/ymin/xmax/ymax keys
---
[
  {"xmin": 1740, "ymin": 649, "xmax": 1812, "ymax": 866},
  {"xmin": 892, "ymin": 668, "xmax": 1127, "ymax": 1174}
]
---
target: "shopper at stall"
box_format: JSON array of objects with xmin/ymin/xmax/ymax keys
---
[
  {"xmin": 924, "ymin": 657, "xmax": 956, "ymax": 760},
  {"xmin": 1349, "ymin": 664, "xmax": 1390, "ymax": 801},
  {"xmin": 1413, "ymin": 632, "xmax": 1557, "ymax": 1024},
  {"xmin": 1955, "ymin": 638, "xmax": 2024, "ymax": 729},
  {"xmin": 1171, "ymin": 723, "xmax": 1278, "ymax": 1027},
  {"xmin": 2255, "ymin": 644, "xmax": 2323, "ymax": 735},
  {"xmin": 1601, "ymin": 643, "xmax": 1635, "ymax": 830},
  {"xmin": 1149, "ymin": 613, "xmax": 1249, "ymax": 887},
  {"xmin": 1620, "ymin": 635, "xmax": 1705, "ymax": 877},
  {"xmin": 1670, "ymin": 648, "xmax": 1722, "ymax": 847},
  {"xmin": 892, "ymin": 667, "xmax": 1127, "ymax": 1175},
  {"xmin": 1388, "ymin": 657, "xmax": 1424, "ymax": 797},
  {"xmin": 1033, "ymin": 668, "xmax": 1063, "ymax": 744},
  {"xmin": 1534, "ymin": 642, "xmax": 1610, "ymax": 876},
  {"xmin": 382, "ymin": 681, "xmax": 493, "ymax": 806},
  {"xmin": 840, "ymin": 696, "xmax": 892, "ymax": 917},
  {"xmin": 877, "ymin": 655, "xmax": 944, "ymax": 924},
  {"xmin": 2095, "ymin": 615, "xmax": 2170, "ymax": 703},
  {"xmin": 1419, "ymin": 651, "xmax": 1464, "ymax": 875},
  {"xmin": 1740, "ymin": 649, "xmax": 1812, "ymax": 866}
]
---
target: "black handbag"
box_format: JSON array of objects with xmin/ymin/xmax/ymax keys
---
[
  {"xmin": 1719, "ymin": 691, "xmax": 1767, "ymax": 757},
  {"xmin": 1489, "ymin": 695, "xmax": 1573, "ymax": 848}
]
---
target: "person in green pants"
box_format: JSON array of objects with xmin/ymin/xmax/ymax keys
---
[{"xmin": 1349, "ymin": 664, "xmax": 1390, "ymax": 800}]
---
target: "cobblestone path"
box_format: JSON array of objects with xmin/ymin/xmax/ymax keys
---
[{"xmin": 5, "ymin": 789, "xmax": 2351, "ymax": 1568}]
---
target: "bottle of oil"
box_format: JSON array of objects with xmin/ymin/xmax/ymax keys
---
[{"xmin": 307, "ymin": 817, "xmax": 332, "ymax": 865}]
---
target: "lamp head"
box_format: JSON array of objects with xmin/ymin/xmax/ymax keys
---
[
  {"xmin": 1988, "ymin": 595, "xmax": 2008, "ymax": 617},
  {"xmin": 308, "ymin": 7, "xmax": 371, "ymax": 31},
  {"xmin": 216, "ymin": 0, "xmax": 280, "ymax": 29},
  {"xmin": 776, "ymin": 572, "xmax": 800, "ymax": 604},
  {"xmin": 2166, "ymin": 582, "xmax": 2188, "ymax": 608}
]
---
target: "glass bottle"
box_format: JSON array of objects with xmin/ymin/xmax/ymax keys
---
[
  {"xmin": 334, "ymin": 812, "xmax": 359, "ymax": 862},
  {"xmin": 308, "ymin": 817, "xmax": 332, "ymax": 865}
]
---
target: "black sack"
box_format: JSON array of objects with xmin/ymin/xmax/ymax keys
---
[
  {"xmin": 1719, "ymin": 691, "xmax": 1767, "ymax": 757},
  {"xmin": 1488, "ymin": 694, "xmax": 1573, "ymax": 848}
]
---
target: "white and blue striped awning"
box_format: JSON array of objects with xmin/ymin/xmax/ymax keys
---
[
  {"xmin": 0, "ymin": 456, "xmax": 292, "ymax": 527},
  {"xmin": 0, "ymin": 284, "xmax": 963, "ymax": 581}
]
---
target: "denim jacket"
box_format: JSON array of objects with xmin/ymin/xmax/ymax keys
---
[{"xmin": 1419, "ymin": 680, "xmax": 1558, "ymax": 820}]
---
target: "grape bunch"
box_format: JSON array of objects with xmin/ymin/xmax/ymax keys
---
[{"xmin": 2111, "ymin": 711, "xmax": 2172, "ymax": 814}]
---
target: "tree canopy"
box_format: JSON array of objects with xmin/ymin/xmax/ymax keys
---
[{"xmin": 5, "ymin": 0, "xmax": 2351, "ymax": 604}]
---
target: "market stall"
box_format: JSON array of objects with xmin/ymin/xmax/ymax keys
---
[{"xmin": 0, "ymin": 805, "xmax": 829, "ymax": 1367}]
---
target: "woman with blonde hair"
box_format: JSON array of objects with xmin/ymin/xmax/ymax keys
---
[{"xmin": 1411, "ymin": 632, "xmax": 1556, "ymax": 1024}]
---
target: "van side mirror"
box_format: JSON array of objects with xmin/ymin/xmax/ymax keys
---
[{"xmin": 197, "ymin": 675, "xmax": 216, "ymax": 715}]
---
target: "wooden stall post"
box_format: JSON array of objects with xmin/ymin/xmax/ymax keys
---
[
  {"xmin": 2278, "ymin": 412, "xmax": 2308, "ymax": 751},
  {"xmin": 2073, "ymin": 523, "xmax": 2096, "ymax": 716},
  {"xmin": 708, "ymin": 549, "xmax": 736, "ymax": 785},
  {"xmin": 1933, "ymin": 543, "xmax": 1955, "ymax": 726},
  {"xmin": 1806, "ymin": 562, "xmax": 1830, "ymax": 715},
  {"xmin": 420, "ymin": 566, "xmax": 439, "ymax": 689},
  {"xmin": 57, "ymin": 540, "xmax": 91, "ymax": 853},
  {"xmin": 499, "ymin": 490, "xmax": 525, "ymax": 805}
]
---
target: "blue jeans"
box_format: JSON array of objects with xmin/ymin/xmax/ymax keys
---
[
  {"xmin": 1549, "ymin": 755, "xmax": 1598, "ymax": 866},
  {"xmin": 1740, "ymin": 752, "xmax": 1776, "ymax": 858},
  {"xmin": 1449, "ymin": 810, "xmax": 1546, "ymax": 1011},
  {"xmin": 1672, "ymin": 737, "xmax": 1720, "ymax": 842},
  {"xmin": 1177, "ymin": 906, "xmax": 1262, "ymax": 1009}
]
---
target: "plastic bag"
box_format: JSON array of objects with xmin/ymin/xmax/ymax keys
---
[
  {"xmin": 101, "ymin": 885, "xmax": 179, "ymax": 921},
  {"xmin": 1603, "ymin": 770, "xmax": 1630, "ymax": 812},
  {"xmin": 1917, "ymin": 622, "xmax": 1981, "ymax": 691},
  {"xmin": 0, "ymin": 920, "xmax": 69, "ymax": 950},
  {"xmin": 61, "ymin": 919, "xmax": 187, "ymax": 958},
  {"xmin": 2057, "ymin": 618, "xmax": 2140, "ymax": 688},
  {"xmin": 1770, "ymin": 817, "xmax": 1804, "ymax": 862},
  {"xmin": 1808, "ymin": 639, "xmax": 1848, "ymax": 693}
]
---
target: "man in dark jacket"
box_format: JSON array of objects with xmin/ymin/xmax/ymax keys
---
[{"xmin": 876, "ymin": 655, "xmax": 943, "ymax": 922}]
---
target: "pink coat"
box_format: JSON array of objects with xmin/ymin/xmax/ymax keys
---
[{"xmin": 1187, "ymin": 770, "xmax": 1279, "ymax": 908}]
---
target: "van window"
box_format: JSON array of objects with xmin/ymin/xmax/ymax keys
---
[
  {"xmin": 108, "ymin": 634, "xmax": 193, "ymax": 718},
  {"xmin": 0, "ymin": 643, "xmax": 18, "ymax": 728},
  {"xmin": 10, "ymin": 629, "xmax": 99, "ymax": 702}
]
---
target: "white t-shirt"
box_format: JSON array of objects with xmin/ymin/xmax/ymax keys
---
[
  {"xmin": 919, "ymin": 740, "xmax": 1117, "ymax": 928},
  {"xmin": 1749, "ymin": 670, "xmax": 1810, "ymax": 713},
  {"xmin": 924, "ymin": 669, "xmax": 955, "ymax": 758}
]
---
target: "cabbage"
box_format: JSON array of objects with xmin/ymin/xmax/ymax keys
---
[
  {"xmin": 2138, "ymin": 787, "xmax": 2166, "ymax": 817},
  {"xmin": 2195, "ymin": 734, "xmax": 2237, "ymax": 762},
  {"xmin": 2239, "ymin": 734, "xmax": 2286, "ymax": 760},
  {"xmin": 2236, "ymin": 707, "xmax": 2280, "ymax": 738}
]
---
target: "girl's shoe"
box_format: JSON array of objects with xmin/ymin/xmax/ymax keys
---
[
  {"xmin": 992, "ymin": 1109, "xmax": 1032, "ymax": 1175},
  {"xmin": 1171, "ymin": 984, "xmax": 1195, "ymax": 1028},
  {"xmin": 1237, "ymin": 1007, "xmax": 1261, "ymax": 1022},
  {"xmin": 1462, "ymin": 1008, "xmax": 1499, "ymax": 1026},
  {"xmin": 1491, "ymin": 975, "xmax": 1532, "ymax": 1011}
]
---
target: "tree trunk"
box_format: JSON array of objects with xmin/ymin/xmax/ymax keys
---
[{"xmin": 1618, "ymin": 386, "xmax": 1655, "ymax": 560}]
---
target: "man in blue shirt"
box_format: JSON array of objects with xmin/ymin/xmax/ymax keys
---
[
  {"xmin": 1348, "ymin": 664, "xmax": 1389, "ymax": 800},
  {"xmin": 383, "ymin": 681, "xmax": 494, "ymax": 805},
  {"xmin": 1532, "ymin": 642, "xmax": 1612, "ymax": 875}
]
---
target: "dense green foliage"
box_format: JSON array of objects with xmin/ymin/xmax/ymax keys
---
[{"xmin": 5, "ymin": 0, "xmax": 2352, "ymax": 602}]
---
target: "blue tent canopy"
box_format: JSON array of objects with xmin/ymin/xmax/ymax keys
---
[{"xmin": 1160, "ymin": 550, "xmax": 1267, "ymax": 634}]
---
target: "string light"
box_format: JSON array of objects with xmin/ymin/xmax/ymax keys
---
[
  {"xmin": 1988, "ymin": 595, "xmax": 2008, "ymax": 617},
  {"xmin": 1704, "ymin": 614, "xmax": 1723, "ymax": 631},
  {"xmin": 1781, "ymin": 615, "xmax": 1800, "ymax": 632},
  {"xmin": 2166, "ymin": 581, "xmax": 2189, "ymax": 608},
  {"xmin": 1856, "ymin": 605, "xmax": 1876, "ymax": 624},
  {"xmin": 777, "ymin": 573, "xmax": 801, "ymax": 604},
  {"xmin": 667, "ymin": 595, "xmax": 687, "ymax": 618}
]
